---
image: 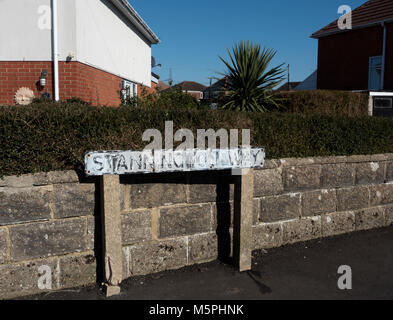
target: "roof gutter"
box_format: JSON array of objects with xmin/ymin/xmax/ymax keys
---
[
  {"xmin": 109, "ymin": 0, "xmax": 160, "ymax": 44},
  {"xmin": 311, "ymin": 17, "xmax": 393, "ymax": 39},
  {"xmin": 52, "ymin": 0, "xmax": 59, "ymax": 101}
]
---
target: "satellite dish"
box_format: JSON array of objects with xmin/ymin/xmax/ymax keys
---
[{"xmin": 151, "ymin": 56, "xmax": 161, "ymax": 68}]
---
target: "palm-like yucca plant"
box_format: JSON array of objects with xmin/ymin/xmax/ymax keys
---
[{"xmin": 219, "ymin": 41, "xmax": 285, "ymax": 112}]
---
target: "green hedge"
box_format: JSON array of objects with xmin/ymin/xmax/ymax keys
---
[
  {"xmin": 277, "ymin": 90, "xmax": 369, "ymax": 117},
  {"xmin": 1, "ymin": 102, "xmax": 393, "ymax": 177}
]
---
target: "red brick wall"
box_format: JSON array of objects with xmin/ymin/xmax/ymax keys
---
[
  {"xmin": 67, "ymin": 62, "xmax": 122, "ymax": 106},
  {"xmin": 0, "ymin": 61, "xmax": 51, "ymax": 105},
  {"xmin": 138, "ymin": 81, "xmax": 157, "ymax": 97},
  {"xmin": 317, "ymin": 25, "xmax": 385, "ymax": 90},
  {"xmin": 0, "ymin": 61, "xmax": 134, "ymax": 106}
]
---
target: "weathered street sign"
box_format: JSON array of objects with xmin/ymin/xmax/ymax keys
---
[
  {"xmin": 88, "ymin": 147, "xmax": 264, "ymax": 297},
  {"xmin": 85, "ymin": 148, "xmax": 265, "ymax": 176}
]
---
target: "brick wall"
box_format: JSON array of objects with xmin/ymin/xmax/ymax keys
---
[
  {"xmin": 0, "ymin": 61, "xmax": 52, "ymax": 105},
  {"xmin": 0, "ymin": 61, "xmax": 153, "ymax": 106},
  {"xmin": 138, "ymin": 81, "xmax": 158, "ymax": 97},
  {"xmin": 1, "ymin": 154, "xmax": 393, "ymax": 299}
]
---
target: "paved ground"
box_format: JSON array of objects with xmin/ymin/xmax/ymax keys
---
[{"xmin": 23, "ymin": 226, "xmax": 393, "ymax": 300}]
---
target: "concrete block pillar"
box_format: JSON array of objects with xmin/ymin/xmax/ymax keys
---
[
  {"xmin": 233, "ymin": 169, "xmax": 254, "ymax": 272},
  {"xmin": 100, "ymin": 175, "xmax": 122, "ymax": 297}
]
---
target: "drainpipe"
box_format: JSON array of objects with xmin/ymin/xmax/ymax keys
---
[
  {"xmin": 52, "ymin": 0, "xmax": 59, "ymax": 101},
  {"xmin": 381, "ymin": 22, "xmax": 387, "ymax": 90}
]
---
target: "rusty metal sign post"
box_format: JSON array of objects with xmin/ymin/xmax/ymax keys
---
[{"xmin": 85, "ymin": 148, "xmax": 265, "ymax": 297}]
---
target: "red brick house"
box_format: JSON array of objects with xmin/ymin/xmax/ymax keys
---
[
  {"xmin": 312, "ymin": 0, "xmax": 393, "ymax": 91},
  {"xmin": 0, "ymin": 0, "xmax": 160, "ymax": 106},
  {"xmin": 172, "ymin": 81, "xmax": 207, "ymax": 101}
]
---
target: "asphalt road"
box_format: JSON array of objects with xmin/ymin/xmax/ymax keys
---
[{"xmin": 23, "ymin": 226, "xmax": 393, "ymax": 300}]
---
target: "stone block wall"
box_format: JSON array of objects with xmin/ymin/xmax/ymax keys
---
[
  {"xmin": 0, "ymin": 171, "xmax": 97, "ymax": 299},
  {"xmin": 1, "ymin": 154, "xmax": 393, "ymax": 298}
]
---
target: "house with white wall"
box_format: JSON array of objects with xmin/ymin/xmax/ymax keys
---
[{"xmin": 0, "ymin": 0, "xmax": 160, "ymax": 106}]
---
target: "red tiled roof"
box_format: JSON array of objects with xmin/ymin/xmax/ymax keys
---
[
  {"xmin": 157, "ymin": 81, "xmax": 170, "ymax": 91},
  {"xmin": 176, "ymin": 81, "xmax": 207, "ymax": 92},
  {"xmin": 312, "ymin": 0, "xmax": 393, "ymax": 38}
]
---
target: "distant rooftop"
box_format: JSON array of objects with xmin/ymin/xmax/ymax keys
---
[
  {"xmin": 175, "ymin": 81, "xmax": 207, "ymax": 92},
  {"xmin": 276, "ymin": 82, "xmax": 301, "ymax": 92},
  {"xmin": 157, "ymin": 81, "xmax": 170, "ymax": 91}
]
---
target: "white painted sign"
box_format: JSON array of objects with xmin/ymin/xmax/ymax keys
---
[{"xmin": 85, "ymin": 148, "xmax": 265, "ymax": 176}]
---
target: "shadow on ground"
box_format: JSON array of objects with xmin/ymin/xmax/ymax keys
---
[{"xmin": 20, "ymin": 226, "xmax": 393, "ymax": 300}]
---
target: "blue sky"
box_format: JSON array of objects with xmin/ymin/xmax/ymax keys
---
[{"xmin": 130, "ymin": 0, "xmax": 365, "ymax": 86}]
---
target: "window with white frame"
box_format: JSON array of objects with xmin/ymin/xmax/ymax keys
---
[{"xmin": 122, "ymin": 80, "xmax": 138, "ymax": 100}]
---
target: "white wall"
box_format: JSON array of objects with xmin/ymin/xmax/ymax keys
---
[
  {"xmin": 0, "ymin": 0, "xmax": 152, "ymax": 86},
  {"xmin": 75, "ymin": 0, "xmax": 152, "ymax": 86},
  {"xmin": 0, "ymin": 0, "xmax": 76, "ymax": 61}
]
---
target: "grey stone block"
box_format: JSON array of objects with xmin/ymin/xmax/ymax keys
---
[
  {"xmin": 121, "ymin": 211, "xmax": 152, "ymax": 245},
  {"xmin": 322, "ymin": 163, "xmax": 355, "ymax": 188},
  {"xmin": 355, "ymin": 162, "xmax": 385, "ymax": 185},
  {"xmin": 369, "ymin": 184, "xmax": 393, "ymax": 206},
  {"xmin": 188, "ymin": 232, "xmax": 218, "ymax": 264},
  {"xmin": 0, "ymin": 187, "xmax": 51, "ymax": 226},
  {"xmin": 260, "ymin": 193, "xmax": 301, "ymax": 222},
  {"xmin": 253, "ymin": 223, "xmax": 282, "ymax": 250},
  {"xmin": 283, "ymin": 166, "xmax": 321, "ymax": 191},
  {"xmin": 0, "ymin": 228, "xmax": 9, "ymax": 264},
  {"xmin": 313, "ymin": 156, "xmax": 347, "ymax": 165},
  {"xmin": 130, "ymin": 184, "xmax": 187, "ymax": 209},
  {"xmin": 386, "ymin": 162, "xmax": 393, "ymax": 182},
  {"xmin": 122, "ymin": 247, "xmax": 130, "ymax": 280},
  {"xmin": 188, "ymin": 184, "xmax": 216, "ymax": 203},
  {"xmin": 369, "ymin": 154, "xmax": 390, "ymax": 162},
  {"xmin": 282, "ymin": 217, "xmax": 322, "ymax": 244},
  {"xmin": 301, "ymin": 189, "xmax": 337, "ymax": 217},
  {"xmin": 0, "ymin": 174, "xmax": 34, "ymax": 188},
  {"xmin": 86, "ymin": 216, "xmax": 95, "ymax": 251},
  {"xmin": 321, "ymin": 211, "xmax": 355, "ymax": 237},
  {"xmin": 159, "ymin": 204, "xmax": 211, "ymax": 238},
  {"xmin": 33, "ymin": 171, "xmax": 79, "ymax": 186},
  {"xmin": 263, "ymin": 159, "xmax": 281, "ymax": 169},
  {"xmin": 10, "ymin": 218, "xmax": 87, "ymax": 261},
  {"xmin": 119, "ymin": 184, "xmax": 127, "ymax": 211},
  {"xmin": 59, "ymin": 254, "xmax": 96, "ymax": 289},
  {"xmin": 355, "ymin": 207, "xmax": 385, "ymax": 231},
  {"xmin": 385, "ymin": 205, "xmax": 393, "ymax": 226},
  {"xmin": 280, "ymin": 158, "xmax": 315, "ymax": 167},
  {"xmin": 253, "ymin": 199, "xmax": 260, "ymax": 225},
  {"xmin": 336, "ymin": 186, "xmax": 369, "ymax": 211},
  {"xmin": 254, "ymin": 168, "xmax": 283, "ymax": 197},
  {"xmin": 385, "ymin": 154, "xmax": 393, "ymax": 161},
  {"xmin": 128, "ymin": 238, "xmax": 187, "ymax": 276},
  {"xmin": 53, "ymin": 183, "xmax": 95, "ymax": 218},
  {"xmin": 0, "ymin": 258, "xmax": 59, "ymax": 299},
  {"xmin": 346, "ymin": 155, "xmax": 371, "ymax": 163}
]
